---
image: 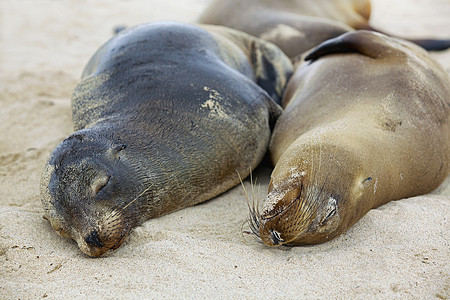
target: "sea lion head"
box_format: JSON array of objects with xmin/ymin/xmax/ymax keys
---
[
  {"xmin": 251, "ymin": 169, "xmax": 342, "ymax": 247},
  {"xmin": 40, "ymin": 130, "xmax": 141, "ymax": 257},
  {"xmin": 246, "ymin": 139, "xmax": 358, "ymax": 247}
]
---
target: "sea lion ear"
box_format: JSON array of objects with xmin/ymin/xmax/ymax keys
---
[
  {"xmin": 110, "ymin": 144, "xmax": 127, "ymax": 156},
  {"xmin": 304, "ymin": 30, "xmax": 390, "ymax": 61},
  {"xmin": 66, "ymin": 133, "xmax": 85, "ymax": 142}
]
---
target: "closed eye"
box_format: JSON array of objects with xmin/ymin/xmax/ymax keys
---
[{"xmin": 91, "ymin": 175, "xmax": 110, "ymax": 196}]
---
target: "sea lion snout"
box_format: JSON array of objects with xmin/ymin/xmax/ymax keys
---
[
  {"xmin": 268, "ymin": 229, "xmax": 284, "ymax": 245},
  {"xmin": 84, "ymin": 230, "xmax": 104, "ymax": 248},
  {"xmin": 76, "ymin": 219, "xmax": 130, "ymax": 257},
  {"xmin": 259, "ymin": 190, "xmax": 342, "ymax": 246},
  {"xmin": 63, "ymin": 201, "xmax": 132, "ymax": 257},
  {"xmin": 256, "ymin": 167, "xmax": 343, "ymax": 247}
]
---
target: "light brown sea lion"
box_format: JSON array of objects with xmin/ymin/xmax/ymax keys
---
[
  {"xmin": 40, "ymin": 22, "xmax": 293, "ymax": 257},
  {"xmin": 248, "ymin": 30, "xmax": 450, "ymax": 246},
  {"xmin": 199, "ymin": 0, "xmax": 450, "ymax": 58}
]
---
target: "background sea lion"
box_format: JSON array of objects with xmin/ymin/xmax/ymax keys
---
[
  {"xmin": 40, "ymin": 21, "xmax": 293, "ymax": 257},
  {"xmin": 248, "ymin": 30, "xmax": 450, "ymax": 247},
  {"xmin": 199, "ymin": 0, "xmax": 450, "ymax": 58}
]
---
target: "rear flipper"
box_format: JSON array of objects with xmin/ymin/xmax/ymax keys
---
[
  {"xmin": 400, "ymin": 38, "xmax": 450, "ymax": 51},
  {"xmin": 363, "ymin": 25, "xmax": 450, "ymax": 51},
  {"xmin": 304, "ymin": 30, "xmax": 391, "ymax": 61}
]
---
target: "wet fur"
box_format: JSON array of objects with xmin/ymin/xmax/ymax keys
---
[{"xmin": 41, "ymin": 22, "xmax": 293, "ymax": 257}]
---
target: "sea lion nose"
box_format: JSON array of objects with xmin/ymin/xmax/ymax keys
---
[
  {"xmin": 270, "ymin": 229, "xmax": 284, "ymax": 246},
  {"xmin": 84, "ymin": 230, "xmax": 104, "ymax": 248}
]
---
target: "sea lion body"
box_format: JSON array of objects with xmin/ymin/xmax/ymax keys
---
[
  {"xmin": 40, "ymin": 22, "xmax": 293, "ymax": 257},
  {"xmin": 200, "ymin": 0, "xmax": 450, "ymax": 58},
  {"xmin": 200, "ymin": 0, "xmax": 360, "ymax": 57},
  {"xmin": 253, "ymin": 31, "xmax": 450, "ymax": 246}
]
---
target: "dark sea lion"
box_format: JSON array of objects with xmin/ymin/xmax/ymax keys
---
[
  {"xmin": 199, "ymin": 0, "xmax": 450, "ymax": 58},
  {"xmin": 248, "ymin": 30, "xmax": 450, "ymax": 247},
  {"xmin": 40, "ymin": 22, "xmax": 293, "ymax": 257}
]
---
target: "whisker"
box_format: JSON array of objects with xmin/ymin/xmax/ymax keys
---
[
  {"xmin": 238, "ymin": 169, "xmax": 262, "ymax": 238},
  {"xmin": 104, "ymin": 183, "xmax": 153, "ymax": 220}
]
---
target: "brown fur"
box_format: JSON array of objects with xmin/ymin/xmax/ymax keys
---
[
  {"xmin": 200, "ymin": 0, "xmax": 367, "ymax": 57},
  {"xmin": 253, "ymin": 31, "xmax": 450, "ymax": 246},
  {"xmin": 200, "ymin": 0, "xmax": 450, "ymax": 57}
]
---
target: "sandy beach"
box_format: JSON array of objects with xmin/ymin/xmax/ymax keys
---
[{"xmin": 1, "ymin": 0, "xmax": 449, "ymax": 298}]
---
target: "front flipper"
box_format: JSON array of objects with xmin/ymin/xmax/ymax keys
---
[{"xmin": 205, "ymin": 25, "xmax": 294, "ymax": 104}]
